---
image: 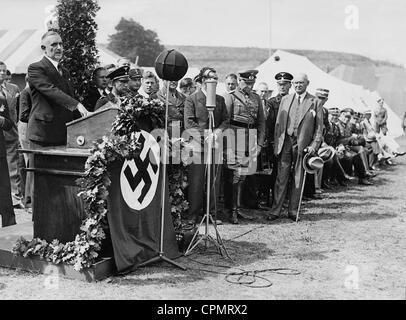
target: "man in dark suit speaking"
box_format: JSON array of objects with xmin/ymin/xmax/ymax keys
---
[{"xmin": 27, "ymin": 30, "xmax": 89, "ymax": 147}]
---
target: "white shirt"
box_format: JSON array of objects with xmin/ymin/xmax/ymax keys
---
[
  {"xmin": 44, "ymin": 55, "xmax": 60, "ymax": 73},
  {"xmin": 296, "ymin": 92, "xmax": 307, "ymax": 104}
]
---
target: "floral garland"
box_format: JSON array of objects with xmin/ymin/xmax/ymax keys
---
[{"xmin": 13, "ymin": 94, "xmax": 188, "ymax": 271}]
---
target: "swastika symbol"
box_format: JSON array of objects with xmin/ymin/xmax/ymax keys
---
[{"xmin": 123, "ymin": 134, "xmax": 158, "ymax": 203}]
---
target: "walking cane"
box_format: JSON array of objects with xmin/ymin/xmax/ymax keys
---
[{"xmin": 296, "ymin": 170, "xmax": 307, "ymax": 222}]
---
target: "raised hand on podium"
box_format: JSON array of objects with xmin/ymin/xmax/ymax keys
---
[{"xmin": 76, "ymin": 103, "xmax": 91, "ymax": 117}]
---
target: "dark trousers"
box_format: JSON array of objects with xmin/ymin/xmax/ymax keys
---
[
  {"xmin": 223, "ymin": 166, "xmax": 233, "ymax": 210},
  {"xmin": 339, "ymin": 153, "xmax": 366, "ymax": 180},
  {"xmin": 187, "ymin": 158, "xmax": 222, "ymax": 221},
  {"xmin": 270, "ymin": 135, "xmax": 305, "ymax": 216},
  {"xmin": 0, "ymin": 156, "xmax": 16, "ymax": 227}
]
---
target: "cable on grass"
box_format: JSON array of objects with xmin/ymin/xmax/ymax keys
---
[{"xmin": 184, "ymin": 254, "xmax": 300, "ymax": 288}]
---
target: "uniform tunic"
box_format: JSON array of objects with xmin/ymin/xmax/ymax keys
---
[{"xmin": 223, "ymin": 88, "xmax": 265, "ymax": 179}]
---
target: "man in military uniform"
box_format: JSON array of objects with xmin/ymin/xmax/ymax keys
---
[
  {"xmin": 128, "ymin": 68, "xmax": 143, "ymax": 96},
  {"xmin": 94, "ymin": 65, "xmax": 130, "ymax": 110},
  {"xmin": 265, "ymin": 72, "xmax": 292, "ymax": 205},
  {"xmin": 223, "ymin": 70, "xmax": 265, "ymax": 224}
]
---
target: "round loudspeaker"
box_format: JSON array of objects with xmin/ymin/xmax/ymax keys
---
[{"xmin": 155, "ymin": 49, "xmax": 188, "ymax": 81}]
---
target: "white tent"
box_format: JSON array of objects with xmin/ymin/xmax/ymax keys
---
[
  {"xmin": 255, "ymin": 50, "xmax": 403, "ymax": 137},
  {"xmin": 0, "ymin": 29, "xmax": 123, "ymax": 74}
]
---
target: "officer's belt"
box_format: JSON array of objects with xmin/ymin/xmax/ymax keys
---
[{"xmin": 230, "ymin": 119, "xmax": 254, "ymax": 128}]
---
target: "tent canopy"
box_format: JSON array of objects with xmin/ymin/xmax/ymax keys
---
[
  {"xmin": 0, "ymin": 29, "xmax": 124, "ymax": 73},
  {"xmin": 254, "ymin": 50, "xmax": 403, "ymax": 137},
  {"xmin": 0, "ymin": 29, "xmax": 201, "ymax": 85}
]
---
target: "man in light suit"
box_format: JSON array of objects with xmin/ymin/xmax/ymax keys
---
[
  {"xmin": 27, "ymin": 30, "xmax": 88, "ymax": 148},
  {"xmin": 268, "ymin": 73, "xmax": 324, "ymax": 222}
]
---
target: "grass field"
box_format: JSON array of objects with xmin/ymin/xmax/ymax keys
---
[{"xmin": 0, "ymin": 136, "xmax": 405, "ymax": 300}]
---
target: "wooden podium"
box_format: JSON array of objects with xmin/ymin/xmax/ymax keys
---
[{"xmin": 24, "ymin": 107, "xmax": 119, "ymax": 243}]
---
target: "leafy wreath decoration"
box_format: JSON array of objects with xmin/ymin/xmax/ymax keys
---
[{"xmin": 12, "ymin": 95, "xmax": 188, "ymax": 271}]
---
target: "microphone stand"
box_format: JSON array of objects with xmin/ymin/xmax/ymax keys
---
[
  {"xmin": 184, "ymin": 80, "xmax": 231, "ymax": 259},
  {"xmin": 136, "ymin": 84, "xmax": 186, "ymax": 270}
]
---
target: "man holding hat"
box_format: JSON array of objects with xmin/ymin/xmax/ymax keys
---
[
  {"xmin": 94, "ymin": 65, "xmax": 130, "ymax": 111},
  {"xmin": 267, "ymin": 73, "xmax": 324, "ymax": 222},
  {"xmin": 265, "ymin": 72, "xmax": 292, "ymax": 204},
  {"xmin": 128, "ymin": 68, "xmax": 143, "ymax": 96},
  {"xmin": 223, "ymin": 69, "xmax": 265, "ymax": 224}
]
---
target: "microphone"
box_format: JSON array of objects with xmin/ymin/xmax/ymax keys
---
[{"xmin": 205, "ymin": 78, "xmax": 217, "ymax": 111}]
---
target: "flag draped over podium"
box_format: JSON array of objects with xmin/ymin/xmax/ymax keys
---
[{"xmin": 106, "ymin": 130, "xmax": 180, "ymax": 272}]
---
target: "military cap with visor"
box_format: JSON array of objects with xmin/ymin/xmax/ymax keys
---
[
  {"xmin": 128, "ymin": 68, "xmax": 143, "ymax": 79},
  {"xmin": 275, "ymin": 71, "xmax": 293, "ymax": 84},
  {"xmin": 238, "ymin": 69, "xmax": 258, "ymax": 83},
  {"xmin": 107, "ymin": 65, "xmax": 130, "ymax": 81}
]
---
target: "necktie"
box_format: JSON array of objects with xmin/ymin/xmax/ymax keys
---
[
  {"xmin": 293, "ymin": 95, "xmax": 302, "ymax": 136},
  {"xmin": 57, "ymin": 65, "xmax": 63, "ymax": 76}
]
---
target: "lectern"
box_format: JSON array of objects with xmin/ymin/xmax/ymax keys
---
[{"xmin": 24, "ymin": 107, "xmax": 119, "ymax": 243}]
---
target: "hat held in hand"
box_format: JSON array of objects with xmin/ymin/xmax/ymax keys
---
[{"xmin": 303, "ymin": 152, "xmax": 324, "ymax": 174}]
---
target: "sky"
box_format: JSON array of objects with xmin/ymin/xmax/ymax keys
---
[{"xmin": 2, "ymin": 0, "xmax": 406, "ymax": 66}]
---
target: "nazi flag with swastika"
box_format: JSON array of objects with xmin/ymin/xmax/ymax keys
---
[{"xmin": 106, "ymin": 130, "xmax": 180, "ymax": 272}]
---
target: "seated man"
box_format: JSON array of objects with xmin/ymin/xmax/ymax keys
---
[
  {"xmin": 336, "ymin": 109, "xmax": 373, "ymax": 185},
  {"xmin": 322, "ymin": 107, "xmax": 353, "ymax": 187},
  {"xmin": 361, "ymin": 109, "xmax": 391, "ymax": 170},
  {"xmin": 341, "ymin": 108, "xmax": 374, "ymax": 177}
]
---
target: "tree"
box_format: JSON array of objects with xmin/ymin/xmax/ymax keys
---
[
  {"xmin": 56, "ymin": 0, "xmax": 100, "ymax": 101},
  {"xmin": 108, "ymin": 18, "xmax": 165, "ymax": 67}
]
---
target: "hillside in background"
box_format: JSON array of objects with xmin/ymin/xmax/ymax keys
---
[{"xmin": 167, "ymin": 45, "xmax": 403, "ymax": 80}]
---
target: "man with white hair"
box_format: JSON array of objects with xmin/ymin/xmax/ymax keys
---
[
  {"xmin": 27, "ymin": 30, "xmax": 89, "ymax": 147},
  {"xmin": 268, "ymin": 73, "xmax": 324, "ymax": 222}
]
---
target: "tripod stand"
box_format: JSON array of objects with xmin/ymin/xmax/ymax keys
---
[
  {"xmin": 184, "ymin": 106, "xmax": 231, "ymax": 260},
  {"xmin": 136, "ymin": 84, "xmax": 186, "ymax": 270}
]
